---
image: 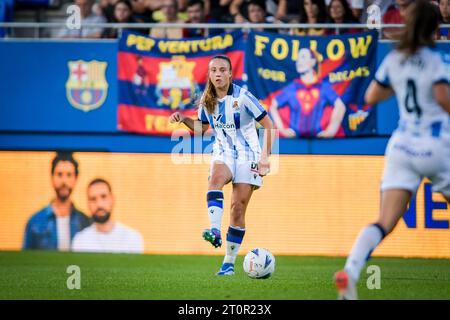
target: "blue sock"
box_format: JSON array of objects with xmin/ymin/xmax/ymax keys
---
[{"xmin": 223, "ymin": 225, "xmax": 245, "ymax": 264}]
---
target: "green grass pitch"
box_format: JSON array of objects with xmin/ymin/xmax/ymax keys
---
[{"xmin": 1, "ymin": 251, "xmax": 449, "ymax": 300}]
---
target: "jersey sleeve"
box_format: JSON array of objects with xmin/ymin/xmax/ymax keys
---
[
  {"xmin": 274, "ymin": 83, "xmax": 295, "ymax": 108},
  {"xmin": 430, "ymin": 52, "xmax": 450, "ymax": 85},
  {"xmin": 322, "ymin": 82, "xmax": 339, "ymax": 106},
  {"xmin": 243, "ymin": 90, "xmax": 267, "ymax": 122},
  {"xmin": 197, "ymin": 105, "xmax": 210, "ymax": 124},
  {"xmin": 374, "ymin": 54, "xmax": 392, "ymax": 88}
]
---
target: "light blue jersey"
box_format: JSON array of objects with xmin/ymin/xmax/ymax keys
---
[{"xmin": 198, "ymin": 83, "xmax": 267, "ymax": 162}]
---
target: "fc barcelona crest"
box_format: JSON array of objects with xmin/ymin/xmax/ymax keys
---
[{"xmin": 66, "ymin": 60, "xmax": 108, "ymax": 112}]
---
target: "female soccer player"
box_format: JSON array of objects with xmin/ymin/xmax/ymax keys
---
[
  {"xmin": 169, "ymin": 55, "xmax": 274, "ymax": 275},
  {"xmin": 335, "ymin": 0, "xmax": 450, "ymax": 299}
]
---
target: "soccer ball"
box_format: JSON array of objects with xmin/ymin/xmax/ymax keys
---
[{"xmin": 243, "ymin": 248, "xmax": 275, "ymax": 279}]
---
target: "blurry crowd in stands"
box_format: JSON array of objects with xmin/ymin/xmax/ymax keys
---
[{"xmin": 1, "ymin": 0, "xmax": 450, "ymax": 39}]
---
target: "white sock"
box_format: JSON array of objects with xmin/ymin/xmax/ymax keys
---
[
  {"xmin": 344, "ymin": 224, "xmax": 385, "ymax": 282},
  {"xmin": 207, "ymin": 190, "xmax": 224, "ymax": 230},
  {"xmin": 223, "ymin": 225, "xmax": 245, "ymax": 265}
]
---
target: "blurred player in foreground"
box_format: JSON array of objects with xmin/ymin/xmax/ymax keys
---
[
  {"xmin": 335, "ymin": 0, "xmax": 450, "ymax": 299},
  {"xmin": 169, "ymin": 55, "xmax": 274, "ymax": 275}
]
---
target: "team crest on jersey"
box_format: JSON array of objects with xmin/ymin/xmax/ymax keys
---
[
  {"xmin": 156, "ymin": 56, "xmax": 199, "ymax": 110},
  {"xmin": 250, "ymin": 162, "xmax": 259, "ymax": 173},
  {"xmin": 233, "ymin": 100, "xmax": 239, "ymax": 109},
  {"xmin": 66, "ymin": 60, "xmax": 108, "ymax": 112}
]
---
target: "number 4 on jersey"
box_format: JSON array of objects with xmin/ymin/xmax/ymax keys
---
[{"xmin": 405, "ymin": 79, "xmax": 422, "ymax": 118}]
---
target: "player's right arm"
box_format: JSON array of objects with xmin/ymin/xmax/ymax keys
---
[
  {"xmin": 365, "ymin": 81, "xmax": 394, "ymax": 105},
  {"xmin": 169, "ymin": 112, "xmax": 209, "ymax": 135},
  {"xmin": 365, "ymin": 54, "xmax": 394, "ymax": 105}
]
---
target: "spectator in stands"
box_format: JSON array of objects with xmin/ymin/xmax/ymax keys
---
[
  {"xmin": 58, "ymin": 0, "xmax": 107, "ymax": 38},
  {"xmin": 178, "ymin": 0, "xmax": 189, "ymax": 11},
  {"xmin": 100, "ymin": 0, "xmax": 119, "ymax": 22},
  {"xmin": 207, "ymin": 0, "xmax": 234, "ymax": 22},
  {"xmin": 150, "ymin": 0, "xmax": 184, "ymax": 38},
  {"xmin": 102, "ymin": 0, "xmax": 143, "ymax": 38},
  {"xmin": 132, "ymin": 0, "xmax": 155, "ymax": 24},
  {"xmin": 72, "ymin": 178, "xmax": 144, "ymax": 254},
  {"xmin": 328, "ymin": 0, "xmax": 360, "ymax": 34},
  {"xmin": 232, "ymin": 1, "xmax": 278, "ymax": 32},
  {"xmin": 381, "ymin": 0, "xmax": 413, "ymax": 39},
  {"xmin": 349, "ymin": 0, "xmax": 364, "ymax": 21},
  {"xmin": 282, "ymin": 0, "xmax": 302, "ymax": 17},
  {"xmin": 230, "ymin": 0, "xmax": 287, "ymax": 21},
  {"xmin": 23, "ymin": 152, "xmax": 91, "ymax": 251},
  {"xmin": 439, "ymin": 0, "xmax": 450, "ymax": 39},
  {"xmin": 147, "ymin": 0, "xmax": 164, "ymax": 11},
  {"xmin": 183, "ymin": 0, "xmax": 223, "ymax": 38},
  {"xmin": 0, "ymin": 0, "xmax": 14, "ymax": 38},
  {"xmin": 270, "ymin": 0, "xmax": 289, "ymax": 20},
  {"xmin": 291, "ymin": 0, "xmax": 330, "ymax": 36},
  {"xmin": 98, "ymin": 0, "xmax": 110, "ymax": 20},
  {"xmin": 152, "ymin": 0, "xmax": 186, "ymax": 21}
]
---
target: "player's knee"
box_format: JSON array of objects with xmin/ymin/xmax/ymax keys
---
[{"xmin": 208, "ymin": 176, "xmax": 227, "ymax": 190}]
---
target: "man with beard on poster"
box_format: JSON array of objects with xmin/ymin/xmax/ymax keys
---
[
  {"xmin": 72, "ymin": 178, "xmax": 144, "ymax": 253},
  {"xmin": 23, "ymin": 152, "xmax": 91, "ymax": 251}
]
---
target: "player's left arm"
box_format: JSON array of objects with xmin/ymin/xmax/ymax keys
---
[
  {"xmin": 318, "ymin": 97, "xmax": 346, "ymax": 138},
  {"xmin": 431, "ymin": 54, "xmax": 450, "ymax": 114},
  {"xmin": 433, "ymin": 82, "xmax": 450, "ymax": 114},
  {"xmin": 258, "ymin": 115, "xmax": 274, "ymax": 177}
]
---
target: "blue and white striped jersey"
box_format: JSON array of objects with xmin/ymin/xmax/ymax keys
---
[
  {"xmin": 197, "ymin": 83, "xmax": 267, "ymax": 161},
  {"xmin": 375, "ymin": 47, "xmax": 450, "ymax": 136}
]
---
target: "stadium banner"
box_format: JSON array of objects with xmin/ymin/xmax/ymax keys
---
[
  {"xmin": 1, "ymin": 151, "xmax": 449, "ymax": 258},
  {"xmin": 1, "ymin": 41, "xmax": 449, "ymax": 138},
  {"xmin": 246, "ymin": 30, "xmax": 378, "ymax": 138},
  {"xmin": 117, "ymin": 30, "xmax": 246, "ymax": 135}
]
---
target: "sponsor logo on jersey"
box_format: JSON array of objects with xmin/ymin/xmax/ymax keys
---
[
  {"xmin": 215, "ymin": 122, "xmax": 236, "ymax": 129},
  {"xmin": 213, "ymin": 114, "xmax": 236, "ymax": 129}
]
